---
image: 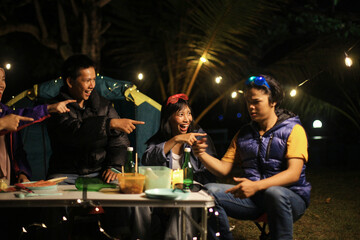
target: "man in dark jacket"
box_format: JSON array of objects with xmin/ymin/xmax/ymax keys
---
[
  {"xmin": 47, "ymin": 54, "xmax": 144, "ymax": 183},
  {"xmin": 46, "ymin": 54, "xmax": 149, "ymax": 239}
]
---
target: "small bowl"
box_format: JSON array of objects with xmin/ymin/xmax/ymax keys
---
[{"xmin": 117, "ymin": 173, "xmax": 145, "ymax": 194}]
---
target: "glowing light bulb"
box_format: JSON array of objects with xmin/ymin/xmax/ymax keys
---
[
  {"xmin": 313, "ymin": 120, "xmax": 322, "ymax": 128},
  {"xmin": 138, "ymin": 73, "xmax": 144, "ymax": 80},
  {"xmin": 5, "ymin": 63, "xmax": 11, "ymax": 70},
  {"xmin": 200, "ymin": 57, "xmax": 207, "ymax": 63},
  {"xmin": 290, "ymin": 89, "xmax": 297, "ymax": 97},
  {"xmin": 345, "ymin": 56, "xmax": 353, "ymax": 67},
  {"xmin": 231, "ymin": 91, "xmax": 237, "ymax": 98},
  {"xmin": 215, "ymin": 76, "xmax": 222, "ymax": 84}
]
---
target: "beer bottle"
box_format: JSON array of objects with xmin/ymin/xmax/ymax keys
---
[
  {"xmin": 182, "ymin": 147, "xmax": 193, "ymax": 188},
  {"xmin": 124, "ymin": 147, "xmax": 135, "ymax": 173}
]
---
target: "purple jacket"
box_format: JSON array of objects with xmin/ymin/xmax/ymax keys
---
[
  {"xmin": 0, "ymin": 102, "xmax": 49, "ymax": 182},
  {"xmin": 237, "ymin": 110, "xmax": 311, "ymax": 206}
]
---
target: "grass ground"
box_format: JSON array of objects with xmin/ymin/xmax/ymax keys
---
[{"xmin": 226, "ymin": 168, "xmax": 360, "ymax": 240}]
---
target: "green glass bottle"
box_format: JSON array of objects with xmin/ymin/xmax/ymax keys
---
[
  {"xmin": 124, "ymin": 146, "xmax": 135, "ymax": 173},
  {"xmin": 182, "ymin": 147, "xmax": 193, "ymax": 189},
  {"xmin": 75, "ymin": 177, "xmax": 117, "ymax": 191}
]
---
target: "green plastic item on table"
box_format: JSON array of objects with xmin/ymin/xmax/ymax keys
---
[{"xmin": 75, "ymin": 177, "xmax": 117, "ymax": 191}]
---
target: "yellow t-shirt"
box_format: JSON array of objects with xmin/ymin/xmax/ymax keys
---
[{"xmin": 221, "ymin": 124, "xmax": 308, "ymax": 163}]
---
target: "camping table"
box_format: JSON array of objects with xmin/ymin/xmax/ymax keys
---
[{"xmin": 0, "ymin": 185, "xmax": 215, "ymax": 239}]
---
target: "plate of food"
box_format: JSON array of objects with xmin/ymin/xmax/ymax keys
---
[
  {"xmin": 145, "ymin": 188, "xmax": 188, "ymax": 200},
  {"xmin": 20, "ymin": 180, "xmax": 58, "ymax": 190}
]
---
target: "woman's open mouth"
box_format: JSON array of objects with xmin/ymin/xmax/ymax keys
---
[{"xmin": 179, "ymin": 124, "xmax": 189, "ymax": 133}]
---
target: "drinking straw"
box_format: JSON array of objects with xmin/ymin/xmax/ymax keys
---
[
  {"xmin": 111, "ymin": 168, "xmax": 121, "ymax": 174},
  {"xmin": 135, "ymin": 153, "xmax": 138, "ymax": 173},
  {"xmin": 121, "ymin": 166, "xmax": 124, "ymax": 175}
]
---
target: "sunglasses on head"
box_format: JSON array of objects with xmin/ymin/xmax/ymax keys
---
[
  {"xmin": 245, "ymin": 76, "xmax": 270, "ymax": 89},
  {"xmin": 166, "ymin": 93, "xmax": 189, "ymax": 105},
  {"xmin": 172, "ymin": 183, "xmax": 208, "ymax": 193}
]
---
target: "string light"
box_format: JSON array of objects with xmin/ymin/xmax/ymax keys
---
[
  {"xmin": 344, "ymin": 39, "xmax": 359, "ymax": 67},
  {"xmin": 290, "ymin": 39, "xmax": 359, "ymax": 95},
  {"xmin": 313, "ymin": 119, "xmax": 323, "ymax": 128},
  {"xmin": 137, "ymin": 73, "xmax": 144, "ymax": 80},
  {"xmin": 289, "ymin": 71, "xmax": 322, "ymax": 97},
  {"xmin": 97, "ymin": 220, "xmax": 119, "ymax": 240},
  {"xmin": 18, "ymin": 207, "xmax": 117, "ymax": 240},
  {"xmin": 200, "ymin": 57, "xmax": 207, "ymax": 63},
  {"xmin": 344, "ymin": 52, "xmax": 353, "ymax": 67},
  {"xmin": 20, "ymin": 222, "xmax": 48, "ymax": 237},
  {"xmin": 290, "ymin": 89, "xmax": 297, "ymax": 97},
  {"xmin": 231, "ymin": 91, "xmax": 237, "ymax": 98},
  {"xmin": 215, "ymin": 76, "xmax": 222, "ymax": 84},
  {"xmin": 5, "ymin": 63, "xmax": 11, "ymax": 70}
]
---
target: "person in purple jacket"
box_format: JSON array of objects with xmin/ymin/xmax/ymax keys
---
[
  {"xmin": 193, "ymin": 75, "xmax": 311, "ymax": 240},
  {"xmin": 0, "ymin": 67, "xmax": 74, "ymax": 185}
]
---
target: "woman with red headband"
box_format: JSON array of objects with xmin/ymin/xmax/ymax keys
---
[
  {"xmin": 142, "ymin": 93, "xmax": 216, "ymax": 184},
  {"xmin": 142, "ymin": 93, "xmax": 217, "ymax": 239}
]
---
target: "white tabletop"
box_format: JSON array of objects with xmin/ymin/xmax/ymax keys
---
[{"xmin": 0, "ymin": 185, "xmax": 215, "ymax": 208}]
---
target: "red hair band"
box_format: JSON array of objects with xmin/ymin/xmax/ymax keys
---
[{"xmin": 166, "ymin": 93, "xmax": 189, "ymax": 105}]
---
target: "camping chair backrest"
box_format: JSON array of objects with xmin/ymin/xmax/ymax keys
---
[{"xmin": 7, "ymin": 75, "xmax": 161, "ymax": 180}]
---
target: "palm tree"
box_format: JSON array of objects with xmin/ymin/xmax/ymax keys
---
[{"xmin": 103, "ymin": 0, "xmax": 287, "ymax": 100}]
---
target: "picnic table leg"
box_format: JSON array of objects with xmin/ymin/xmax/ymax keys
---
[
  {"xmin": 201, "ymin": 206, "xmax": 208, "ymax": 240},
  {"xmin": 180, "ymin": 207, "xmax": 186, "ymax": 240}
]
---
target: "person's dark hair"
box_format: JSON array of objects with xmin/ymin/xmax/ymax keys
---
[
  {"xmin": 147, "ymin": 95, "xmax": 198, "ymax": 143},
  {"xmin": 61, "ymin": 54, "xmax": 95, "ymax": 81},
  {"xmin": 244, "ymin": 74, "xmax": 284, "ymax": 108}
]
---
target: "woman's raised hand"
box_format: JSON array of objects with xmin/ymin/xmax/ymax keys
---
[
  {"xmin": 174, "ymin": 132, "xmax": 206, "ymax": 146},
  {"xmin": 192, "ymin": 137, "xmax": 208, "ymax": 156}
]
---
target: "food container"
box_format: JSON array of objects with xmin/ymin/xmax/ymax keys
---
[
  {"xmin": 139, "ymin": 166, "xmax": 172, "ymax": 190},
  {"xmin": 117, "ymin": 173, "xmax": 145, "ymax": 194}
]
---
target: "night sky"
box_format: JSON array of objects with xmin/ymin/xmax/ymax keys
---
[{"xmin": 1, "ymin": 0, "xmax": 360, "ymax": 153}]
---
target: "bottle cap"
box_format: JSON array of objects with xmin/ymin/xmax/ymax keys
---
[
  {"xmin": 184, "ymin": 147, "xmax": 191, "ymax": 152},
  {"xmin": 127, "ymin": 147, "xmax": 133, "ymax": 151}
]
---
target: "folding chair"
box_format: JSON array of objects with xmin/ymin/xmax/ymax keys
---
[{"xmin": 254, "ymin": 213, "xmax": 269, "ymax": 240}]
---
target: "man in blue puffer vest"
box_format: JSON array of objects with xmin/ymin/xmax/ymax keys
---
[{"xmin": 193, "ymin": 74, "xmax": 311, "ymax": 240}]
